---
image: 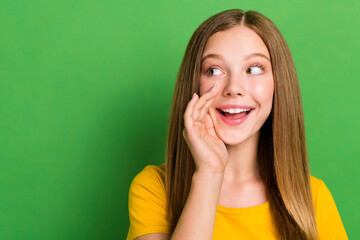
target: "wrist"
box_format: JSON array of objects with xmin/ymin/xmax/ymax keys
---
[
  {"xmin": 192, "ymin": 169, "xmax": 224, "ymax": 184},
  {"xmin": 195, "ymin": 164, "xmax": 225, "ymax": 175}
]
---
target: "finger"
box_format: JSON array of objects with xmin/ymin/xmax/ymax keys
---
[
  {"xmin": 197, "ymin": 97, "xmax": 214, "ymax": 122},
  {"xmin": 184, "ymin": 93, "xmax": 199, "ymax": 129},
  {"xmin": 193, "ymin": 81, "xmax": 221, "ymax": 120},
  {"xmin": 193, "ymin": 81, "xmax": 220, "ymax": 113}
]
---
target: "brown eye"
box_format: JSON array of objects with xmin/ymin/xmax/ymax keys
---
[
  {"xmin": 246, "ymin": 64, "xmax": 264, "ymax": 74},
  {"xmin": 207, "ymin": 67, "xmax": 222, "ymax": 76}
]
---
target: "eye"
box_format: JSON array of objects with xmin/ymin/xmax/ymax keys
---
[
  {"xmin": 246, "ymin": 64, "xmax": 265, "ymax": 75},
  {"xmin": 206, "ymin": 67, "xmax": 223, "ymax": 76}
]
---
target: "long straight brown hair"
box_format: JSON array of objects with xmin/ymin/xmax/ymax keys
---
[{"xmin": 165, "ymin": 9, "xmax": 318, "ymax": 240}]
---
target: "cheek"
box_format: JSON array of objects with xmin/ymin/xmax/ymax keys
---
[
  {"xmin": 248, "ymin": 79, "xmax": 274, "ymax": 102},
  {"xmin": 199, "ymin": 78, "xmax": 215, "ymax": 96}
]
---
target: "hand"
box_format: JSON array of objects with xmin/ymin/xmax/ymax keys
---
[{"xmin": 182, "ymin": 81, "xmax": 228, "ymax": 174}]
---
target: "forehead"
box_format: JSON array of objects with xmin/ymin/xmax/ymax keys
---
[{"xmin": 202, "ymin": 25, "xmax": 270, "ymax": 60}]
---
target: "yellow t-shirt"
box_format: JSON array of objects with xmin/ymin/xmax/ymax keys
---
[{"xmin": 126, "ymin": 164, "xmax": 348, "ymax": 240}]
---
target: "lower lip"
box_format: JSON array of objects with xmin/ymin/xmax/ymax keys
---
[{"xmin": 217, "ymin": 109, "xmax": 253, "ymax": 126}]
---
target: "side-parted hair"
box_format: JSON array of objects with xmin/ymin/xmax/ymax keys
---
[{"xmin": 166, "ymin": 9, "xmax": 318, "ymax": 240}]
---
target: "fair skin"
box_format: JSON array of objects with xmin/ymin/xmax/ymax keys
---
[{"xmin": 135, "ymin": 25, "xmax": 274, "ymax": 240}]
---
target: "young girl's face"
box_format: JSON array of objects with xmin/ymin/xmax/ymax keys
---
[{"xmin": 199, "ymin": 25, "xmax": 274, "ymax": 146}]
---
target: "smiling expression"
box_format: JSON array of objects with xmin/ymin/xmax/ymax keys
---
[{"xmin": 199, "ymin": 25, "xmax": 274, "ymax": 146}]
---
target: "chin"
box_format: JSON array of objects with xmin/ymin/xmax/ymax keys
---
[{"xmin": 216, "ymin": 129, "xmax": 250, "ymax": 146}]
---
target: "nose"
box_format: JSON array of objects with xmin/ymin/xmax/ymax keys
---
[{"xmin": 222, "ymin": 73, "xmax": 246, "ymax": 97}]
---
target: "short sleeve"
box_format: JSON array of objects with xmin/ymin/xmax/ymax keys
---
[
  {"xmin": 126, "ymin": 165, "xmax": 170, "ymax": 240},
  {"xmin": 314, "ymin": 179, "xmax": 348, "ymax": 240}
]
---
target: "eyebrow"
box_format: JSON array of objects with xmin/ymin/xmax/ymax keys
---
[{"xmin": 201, "ymin": 52, "xmax": 270, "ymax": 63}]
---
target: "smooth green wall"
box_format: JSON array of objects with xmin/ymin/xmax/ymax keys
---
[{"xmin": 1, "ymin": 0, "xmax": 359, "ymax": 239}]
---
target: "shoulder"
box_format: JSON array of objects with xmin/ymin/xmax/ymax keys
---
[
  {"xmin": 309, "ymin": 175, "xmax": 325, "ymax": 207},
  {"xmin": 309, "ymin": 175, "xmax": 335, "ymax": 211},
  {"xmin": 131, "ymin": 163, "xmax": 166, "ymax": 191},
  {"xmin": 127, "ymin": 163, "xmax": 169, "ymax": 240},
  {"xmin": 129, "ymin": 163, "xmax": 166, "ymax": 201},
  {"xmin": 309, "ymin": 175, "xmax": 339, "ymax": 209},
  {"xmin": 132, "ymin": 163, "xmax": 166, "ymax": 181},
  {"xmin": 142, "ymin": 163, "xmax": 166, "ymax": 179},
  {"xmin": 309, "ymin": 175, "xmax": 348, "ymax": 239}
]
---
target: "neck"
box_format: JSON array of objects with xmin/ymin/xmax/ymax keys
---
[{"xmin": 223, "ymin": 131, "xmax": 260, "ymax": 183}]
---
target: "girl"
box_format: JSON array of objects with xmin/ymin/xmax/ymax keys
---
[{"xmin": 126, "ymin": 9, "xmax": 348, "ymax": 240}]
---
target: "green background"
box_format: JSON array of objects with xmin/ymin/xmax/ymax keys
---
[{"xmin": 1, "ymin": 0, "xmax": 359, "ymax": 239}]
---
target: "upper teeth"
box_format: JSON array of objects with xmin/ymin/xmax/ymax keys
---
[{"xmin": 223, "ymin": 108, "xmax": 250, "ymax": 113}]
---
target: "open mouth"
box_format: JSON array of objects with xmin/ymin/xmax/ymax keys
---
[{"xmin": 216, "ymin": 108, "xmax": 253, "ymax": 120}]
